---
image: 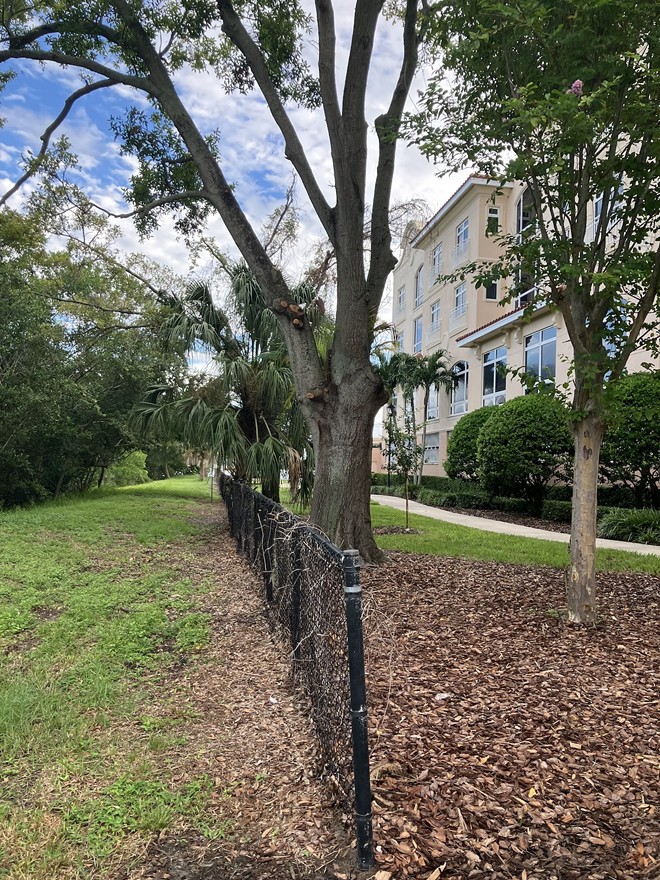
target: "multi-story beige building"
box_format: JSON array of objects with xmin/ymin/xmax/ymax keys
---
[{"xmin": 385, "ymin": 174, "xmax": 648, "ymax": 476}]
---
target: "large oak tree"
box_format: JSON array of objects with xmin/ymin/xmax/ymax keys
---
[{"xmin": 0, "ymin": 0, "xmax": 433, "ymax": 560}]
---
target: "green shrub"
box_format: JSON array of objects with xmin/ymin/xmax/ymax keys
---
[
  {"xmin": 598, "ymin": 508, "xmax": 660, "ymax": 544},
  {"xmin": 419, "ymin": 475, "xmax": 457, "ymax": 492},
  {"xmin": 546, "ymin": 484, "xmax": 572, "ymax": 502},
  {"xmin": 600, "ymin": 372, "xmax": 660, "ymax": 507},
  {"xmin": 478, "ymin": 395, "xmax": 573, "ymax": 513},
  {"xmin": 445, "ymin": 408, "xmax": 497, "ymax": 481},
  {"xmin": 493, "ymin": 496, "xmax": 532, "ymax": 514},
  {"xmin": 597, "ymin": 485, "xmax": 636, "ymax": 509},
  {"xmin": 105, "ymin": 451, "xmax": 151, "ymax": 488},
  {"xmin": 541, "ymin": 500, "xmax": 573, "ymax": 523},
  {"xmin": 417, "ymin": 489, "xmax": 445, "ymax": 506}
]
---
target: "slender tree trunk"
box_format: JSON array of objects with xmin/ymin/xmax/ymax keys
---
[
  {"xmin": 163, "ymin": 460, "xmax": 171, "ymax": 479},
  {"xmin": 309, "ymin": 380, "xmax": 384, "ymax": 563},
  {"xmin": 568, "ymin": 412, "xmax": 606, "ymax": 625},
  {"xmin": 97, "ymin": 467, "xmax": 106, "ymax": 489},
  {"xmin": 417, "ymin": 391, "xmax": 429, "ymax": 486}
]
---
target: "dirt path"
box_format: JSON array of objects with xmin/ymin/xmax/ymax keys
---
[{"xmin": 124, "ymin": 500, "xmax": 353, "ymax": 880}]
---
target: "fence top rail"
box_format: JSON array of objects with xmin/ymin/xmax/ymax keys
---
[{"xmin": 219, "ymin": 475, "xmax": 357, "ymax": 566}]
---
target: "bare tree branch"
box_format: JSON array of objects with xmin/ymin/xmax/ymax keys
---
[
  {"xmin": 0, "ymin": 78, "xmax": 117, "ymax": 208},
  {"xmin": 216, "ymin": 0, "xmax": 334, "ymax": 241}
]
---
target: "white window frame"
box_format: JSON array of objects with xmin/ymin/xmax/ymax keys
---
[
  {"xmin": 454, "ymin": 282, "xmax": 467, "ymax": 314},
  {"xmin": 423, "ymin": 431, "xmax": 440, "ymax": 464},
  {"xmin": 427, "ymin": 386, "xmax": 439, "ymax": 420},
  {"xmin": 414, "ymin": 265, "xmax": 424, "ymax": 308},
  {"xmin": 482, "ymin": 346, "xmax": 507, "ymax": 407},
  {"xmin": 429, "ymin": 300, "xmax": 441, "ymax": 332},
  {"xmin": 450, "ymin": 361, "xmax": 469, "ymax": 416},
  {"xmin": 524, "ymin": 326, "xmax": 557, "ymax": 383},
  {"xmin": 397, "ymin": 285, "xmax": 405, "ymax": 313},
  {"xmin": 486, "ymin": 206, "xmax": 500, "ymax": 235},
  {"xmin": 413, "ymin": 317, "xmax": 423, "ymax": 354},
  {"xmin": 485, "ymin": 280, "xmax": 498, "ymax": 300},
  {"xmin": 395, "ymin": 331, "xmax": 404, "ymax": 351},
  {"xmin": 432, "ymin": 244, "xmax": 443, "ymax": 279}
]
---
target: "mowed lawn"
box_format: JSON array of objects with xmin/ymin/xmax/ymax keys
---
[{"xmin": 0, "ymin": 477, "xmax": 227, "ymax": 879}]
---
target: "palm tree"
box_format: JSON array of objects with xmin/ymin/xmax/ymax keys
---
[
  {"xmin": 415, "ymin": 349, "xmax": 453, "ymax": 484},
  {"xmin": 134, "ymin": 269, "xmax": 322, "ymax": 502}
]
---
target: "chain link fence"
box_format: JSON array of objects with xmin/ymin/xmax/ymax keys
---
[{"xmin": 219, "ymin": 475, "xmax": 373, "ymax": 869}]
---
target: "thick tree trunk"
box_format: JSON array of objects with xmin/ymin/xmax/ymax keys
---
[
  {"xmin": 568, "ymin": 412, "xmax": 606, "ymax": 625},
  {"xmin": 309, "ymin": 379, "xmax": 384, "ymax": 563}
]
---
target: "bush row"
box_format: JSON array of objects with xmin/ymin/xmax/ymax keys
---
[
  {"xmin": 373, "ymin": 472, "xmax": 639, "ymax": 511},
  {"xmin": 372, "ymin": 485, "xmax": 660, "ymax": 544}
]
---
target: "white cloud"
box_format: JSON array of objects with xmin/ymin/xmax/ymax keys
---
[{"xmin": 0, "ymin": 6, "xmax": 462, "ymax": 285}]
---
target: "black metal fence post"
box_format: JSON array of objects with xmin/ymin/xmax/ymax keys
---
[
  {"xmin": 291, "ymin": 532, "xmax": 302, "ymax": 663},
  {"xmin": 342, "ymin": 550, "xmax": 374, "ymax": 870},
  {"xmin": 263, "ymin": 515, "xmax": 274, "ymax": 603}
]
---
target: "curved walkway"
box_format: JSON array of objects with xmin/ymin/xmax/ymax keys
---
[{"xmin": 373, "ymin": 493, "xmax": 660, "ymax": 557}]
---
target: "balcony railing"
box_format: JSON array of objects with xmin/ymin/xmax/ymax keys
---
[
  {"xmin": 450, "ymin": 239, "xmax": 470, "ymax": 269},
  {"xmin": 449, "ymin": 302, "xmax": 467, "ymax": 333},
  {"xmin": 513, "ymin": 286, "xmax": 537, "ymax": 309},
  {"xmin": 426, "ymin": 321, "xmax": 442, "ymax": 342}
]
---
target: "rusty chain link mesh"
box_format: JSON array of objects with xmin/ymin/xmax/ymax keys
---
[{"xmin": 219, "ymin": 475, "xmax": 353, "ymax": 805}]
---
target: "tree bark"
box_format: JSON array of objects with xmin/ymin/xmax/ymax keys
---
[
  {"xmin": 308, "ymin": 372, "xmax": 385, "ymax": 563},
  {"xmin": 568, "ymin": 412, "xmax": 606, "ymax": 625}
]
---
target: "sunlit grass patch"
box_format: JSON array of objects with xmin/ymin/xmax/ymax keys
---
[
  {"xmin": 0, "ymin": 478, "xmax": 226, "ymax": 878},
  {"xmin": 371, "ymin": 501, "xmax": 660, "ymax": 575}
]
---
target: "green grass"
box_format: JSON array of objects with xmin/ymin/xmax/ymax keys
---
[
  {"xmin": 371, "ymin": 501, "xmax": 660, "ymax": 575},
  {"xmin": 0, "ymin": 476, "xmax": 225, "ymax": 879}
]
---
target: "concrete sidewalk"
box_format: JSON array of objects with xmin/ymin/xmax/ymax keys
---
[{"xmin": 373, "ymin": 493, "xmax": 660, "ymax": 557}]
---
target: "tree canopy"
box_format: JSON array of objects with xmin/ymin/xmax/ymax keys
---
[
  {"xmin": 411, "ymin": 0, "xmax": 660, "ymax": 621},
  {"xmin": 0, "ymin": 0, "xmax": 433, "ymax": 559}
]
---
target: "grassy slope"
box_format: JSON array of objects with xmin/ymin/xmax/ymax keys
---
[{"xmin": 0, "ymin": 477, "xmax": 224, "ymax": 879}]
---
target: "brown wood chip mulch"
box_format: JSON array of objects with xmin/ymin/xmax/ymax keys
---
[
  {"xmin": 361, "ymin": 553, "xmax": 660, "ymax": 880},
  {"xmin": 129, "ymin": 501, "xmax": 659, "ymax": 880}
]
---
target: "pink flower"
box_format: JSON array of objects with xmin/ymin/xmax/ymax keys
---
[{"xmin": 568, "ymin": 79, "xmax": 583, "ymax": 97}]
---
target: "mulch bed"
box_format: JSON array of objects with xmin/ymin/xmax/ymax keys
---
[
  {"xmin": 361, "ymin": 553, "xmax": 660, "ymax": 879},
  {"xmin": 450, "ymin": 509, "xmax": 570, "ymax": 534},
  {"xmin": 129, "ymin": 501, "xmax": 658, "ymax": 880}
]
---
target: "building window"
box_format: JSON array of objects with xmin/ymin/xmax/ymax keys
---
[
  {"xmin": 594, "ymin": 192, "xmax": 603, "ymax": 231},
  {"xmin": 457, "ymin": 217, "xmax": 469, "ymax": 247},
  {"xmin": 525, "ymin": 326, "xmax": 557, "ymax": 383},
  {"xmin": 395, "ymin": 331, "xmax": 404, "ymax": 351},
  {"xmin": 516, "ymin": 188, "xmax": 535, "ymax": 235},
  {"xmin": 450, "ymin": 361, "xmax": 469, "ymax": 415},
  {"xmin": 430, "ymin": 300, "xmax": 441, "ymax": 332},
  {"xmin": 485, "ymin": 280, "xmax": 498, "ymax": 300},
  {"xmin": 432, "ymin": 244, "xmax": 443, "ymax": 280},
  {"xmin": 424, "ymin": 432, "xmax": 439, "ymax": 464},
  {"xmin": 414, "ymin": 265, "xmax": 424, "ymax": 308},
  {"xmin": 427, "ymin": 386, "xmax": 439, "ymax": 420},
  {"xmin": 397, "ymin": 285, "xmax": 405, "ymax": 313},
  {"xmin": 483, "ymin": 346, "xmax": 507, "ymax": 406},
  {"xmin": 413, "ymin": 317, "xmax": 422, "ymax": 354},
  {"xmin": 486, "ymin": 206, "xmax": 500, "ymax": 235},
  {"xmin": 454, "ymin": 282, "xmax": 467, "ymax": 315}
]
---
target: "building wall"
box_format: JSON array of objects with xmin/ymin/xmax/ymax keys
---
[{"xmin": 388, "ymin": 175, "xmax": 653, "ymax": 477}]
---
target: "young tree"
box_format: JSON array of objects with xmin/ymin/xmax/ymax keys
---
[
  {"xmin": 0, "ymin": 0, "xmax": 431, "ymax": 560},
  {"xmin": 412, "ymin": 0, "xmax": 660, "ymax": 621}
]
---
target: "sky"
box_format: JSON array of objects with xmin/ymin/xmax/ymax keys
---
[{"xmin": 0, "ymin": 4, "xmax": 466, "ymax": 310}]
